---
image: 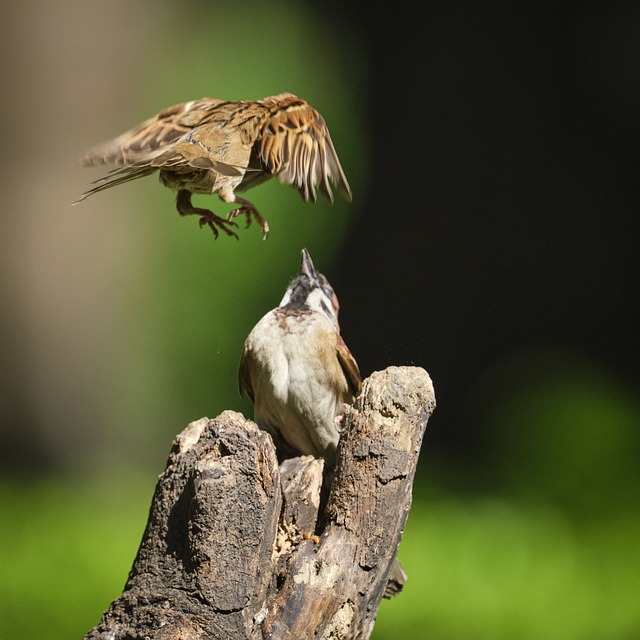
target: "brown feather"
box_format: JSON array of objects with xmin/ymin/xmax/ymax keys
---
[
  {"xmin": 77, "ymin": 93, "xmax": 351, "ymax": 236},
  {"xmin": 237, "ymin": 344, "xmax": 255, "ymax": 403},
  {"xmin": 336, "ymin": 334, "xmax": 362, "ymax": 399},
  {"xmin": 255, "ymin": 95, "xmax": 351, "ymax": 203}
]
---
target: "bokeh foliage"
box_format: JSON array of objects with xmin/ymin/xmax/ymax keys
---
[
  {"xmin": 2, "ymin": 476, "xmax": 639, "ymax": 639},
  {"xmin": 1, "ymin": 1, "xmax": 639, "ymax": 639}
]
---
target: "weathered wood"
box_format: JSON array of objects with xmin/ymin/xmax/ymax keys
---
[{"xmin": 84, "ymin": 366, "xmax": 435, "ymax": 640}]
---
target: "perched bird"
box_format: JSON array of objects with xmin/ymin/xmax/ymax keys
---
[
  {"xmin": 239, "ymin": 248, "xmax": 407, "ymax": 597},
  {"xmin": 75, "ymin": 93, "xmax": 351, "ymax": 239},
  {"xmin": 238, "ymin": 248, "xmax": 360, "ymax": 465}
]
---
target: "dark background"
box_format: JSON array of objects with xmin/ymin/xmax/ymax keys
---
[
  {"xmin": 1, "ymin": 1, "xmax": 637, "ymax": 480},
  {"xmin": 1, "ymin": 2, "xmax": 639, "ymax": 638},
  {"xmin": 326, "ymin": 0, "xmax": 640, "ymax": 484}
]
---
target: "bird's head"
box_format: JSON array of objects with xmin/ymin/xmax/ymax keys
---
[{"xmin": 279, "ymin": 249, "xmax": 340, "ymax": 324}]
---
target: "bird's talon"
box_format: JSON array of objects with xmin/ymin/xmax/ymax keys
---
[
  {"xmin": 199, "ymin": 216, "xmax": 218, "ymax": 239},
  {"xmin": 227, "ymin": 200, "xmax": 269, "ymax": 238},
  {"xmin": 334, "ymin": 403, "xmax": 353, "ymax": 431},
  {"xmin": 197, "ymin": 214, "xmax": 238, "ymax": 240},
  {"xmin": 303, "ymin": 532, "xmax": 320, "ymax": 544}
]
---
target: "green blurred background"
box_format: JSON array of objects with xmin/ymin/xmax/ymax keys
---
[{"xmin": 1, "ymin": 1, "xmax": 639, "ymax": 638}]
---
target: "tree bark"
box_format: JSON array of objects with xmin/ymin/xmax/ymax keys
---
[{"xmin": 84, "ymin": 366, "xmax": 435, "ymax": 640}]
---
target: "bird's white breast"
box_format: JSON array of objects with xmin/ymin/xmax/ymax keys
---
[{"xmin": 243, "ymin": 309, "xmax": 349, "ymax": 461}]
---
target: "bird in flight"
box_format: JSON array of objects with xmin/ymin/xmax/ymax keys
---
[{"xmin": 75, "ymin": 93, "xmax": 352, "ymax": 239}]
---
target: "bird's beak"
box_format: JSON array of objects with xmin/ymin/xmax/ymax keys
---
[{"xmin": 299, "ymin": 248, "xmax": 317, "ymax": 279}]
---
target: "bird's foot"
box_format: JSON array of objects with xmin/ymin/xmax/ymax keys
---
[
  {"xmin": 334, "ymin": 403, "xmax": 353, "ymax": 432},
  {"xmin": 197, "ymin": 211, "xmax": 239, "ymax": 240},
  {"xmin": 227, "ymin": 197, "xmax": 270, "ymax": 240},
  {"xmin": 176, "ymin": 190, "xmax": 239, "ymax": 239}
]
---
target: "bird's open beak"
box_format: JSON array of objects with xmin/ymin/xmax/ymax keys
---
[{"xmin": 299, "ymin": 248, "xmax": 317, "ymax": 279}]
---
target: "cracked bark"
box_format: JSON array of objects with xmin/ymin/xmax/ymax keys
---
[{"xmin": 84, "ymin": 366, "xmax": 435, "ymax": 640}]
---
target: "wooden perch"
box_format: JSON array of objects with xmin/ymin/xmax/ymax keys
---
[{"xmin": 84, "ymin": 366, "xmax": 436, "ymax": 640}]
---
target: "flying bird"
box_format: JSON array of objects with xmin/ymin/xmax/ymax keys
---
[{"xmin": 76, "ymin": 93, "xmax": 352, "ymax": 239}]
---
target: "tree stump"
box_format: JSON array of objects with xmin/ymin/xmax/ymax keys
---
[{"xmin": 84, "ymin": 366, "xmax": 436, "ymax": 640}]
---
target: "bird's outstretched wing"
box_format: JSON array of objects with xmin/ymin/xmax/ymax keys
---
[
  {"xmin": 77, "ymin": 94, "xmax": 351, "ymax": 206},
  {"xmin": 80, "ymin": 99, "xmax": 226, "ymax": 168},
  {"xmin": 76, "ymin": 99, "xmax": 245, "ymax": 201},
  {"xmin": 253, "ymin": 94, "xmax": 352, "ymax": 204}
]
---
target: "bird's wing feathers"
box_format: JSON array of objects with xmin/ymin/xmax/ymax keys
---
[
  {"xmin": 336, "ymin": 334, "xmax": 362, "ymax": 398},
  {"xmin": 238, "ymin": 345, "xmax": 255, "ymax": 402},
  {"xmin": 77, "ymin": 94, "xmax": 351, "ymax": 205},
  {"xmin": 254, "ymin": 96, "xmax": 352, "ymax": 203},
  {"xmin": 74, "ymin": 166, "xmax": 157, "ymax": 202},
  {"xmin": 79, "ymin": 99, "xmax": 225, "ymax": 168},
  {"xmin": 77, "ymin": 99, "xmax": 246, "ymax": 199}
]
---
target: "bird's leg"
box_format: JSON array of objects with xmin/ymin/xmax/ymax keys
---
[
  {"xmin": 176, "ymin": 190, "xmax": 239, "ymax": 240},
  {"xmin": 221, "ymin": 192, "xmax": 270, "ymax": 240},
  {"xmin": 334, "ymin": 403, "xmax": 352, "ymax": 432}
]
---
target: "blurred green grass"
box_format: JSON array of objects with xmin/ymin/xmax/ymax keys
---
[
  {"xmin": 1, "ymin": 475, "xmax": 638, "ymax": 640},
  {"xmin": 0, "ymin": 474, "xmax": 149, "ymax": 639},
  {"xmin": 377, "ymin": 494, "xmax": 640, "ymax": 639},
  {"xmin": 3, "ymin": 3, "xmax": 639, "ymax": 639}
]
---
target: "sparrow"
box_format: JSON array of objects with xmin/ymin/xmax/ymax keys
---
[
  {"xmin": 238, "ymin": 249, "xmax": 407, "ymax": 597},
  {"xmin": 238, "ymin": 248, "xmax": 360, "ymax": 466},
  {"xmin": 75, "ymin": 93, "xmax": 352, "ymax": 239}
]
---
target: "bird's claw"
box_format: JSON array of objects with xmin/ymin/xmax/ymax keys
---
[
  {"xmin": 177, "ymin": 192, "xmax": 239, "ymax": 239},
  {"xmin": 334, "ymin": 404, "xmax": 353, "ymax": 432},
  {"xmin": 227, "ymin": 200, "xmax": 270, "ymax": 240},
  {"xmin": 198, "ymin": 213, "xmax": 239, "ymax": 240}
]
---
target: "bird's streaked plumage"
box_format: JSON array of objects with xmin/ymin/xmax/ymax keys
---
[{"xmin": 76, "ymin": 93, "xmax": 351, "ymax": 239}]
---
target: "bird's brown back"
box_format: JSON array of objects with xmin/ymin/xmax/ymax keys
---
[{"xmin": 79, "ymin": 93, "xmax": 352, "ymax": 205}]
